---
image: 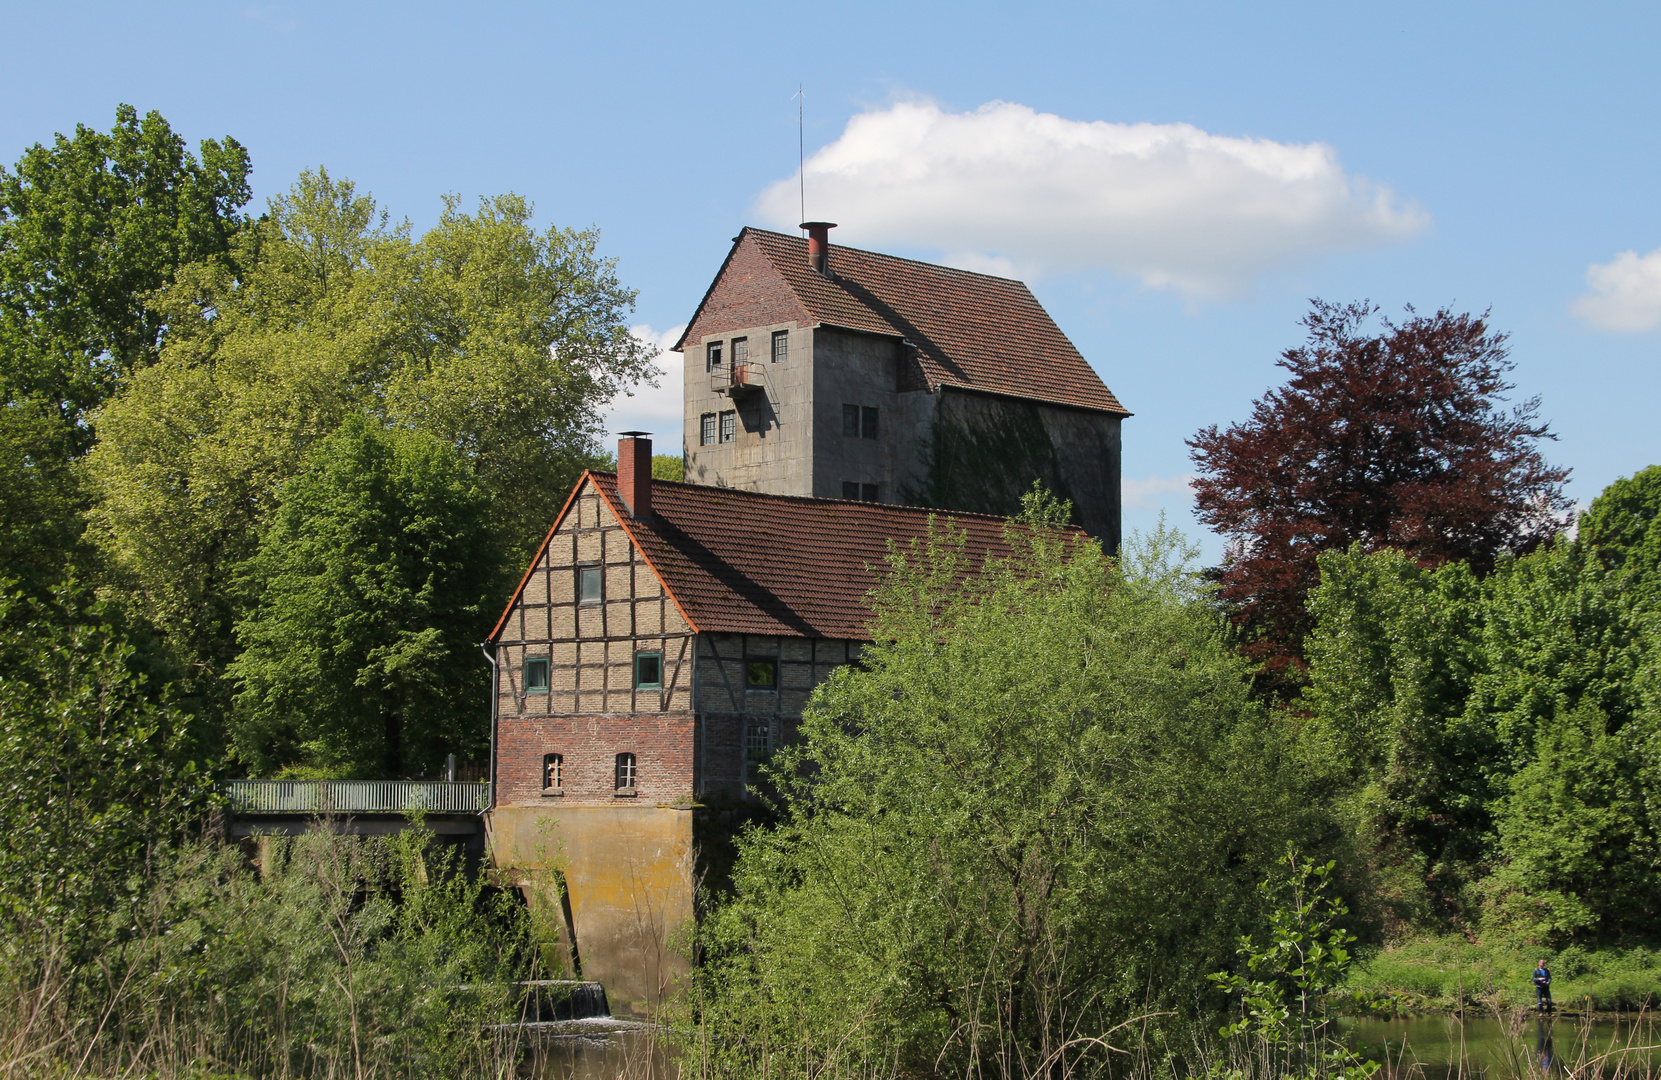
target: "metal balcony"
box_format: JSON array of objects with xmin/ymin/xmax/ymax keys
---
[{"xmin": 709, "ymin": 361, "xmax": 765, "ymax": 396}]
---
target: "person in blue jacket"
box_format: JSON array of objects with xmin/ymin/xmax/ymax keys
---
[{"xmin": 1533, "ymin": 959, "xmax": 1553, "ymax": 1014}]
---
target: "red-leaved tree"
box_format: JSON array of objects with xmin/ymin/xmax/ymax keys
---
[{"xmin": 1188, "ymin": 300, "xmax": 1571, "ymax": 684}]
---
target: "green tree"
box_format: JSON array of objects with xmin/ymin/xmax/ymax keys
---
[
  {"xmin": 0, "ymin": 401, "xmax": 89, "ymax": 592},
  {"xmin": 1579, "ymin": 464, "xmax": 1661, "ymax": 601},
  {"xmin": 0, "ymin": 582, "xmax": 209, "ymax": 944},
  {"xmin": 87, "ymin": 169, "xmax": 653, "ymax": 727},
  {"xmin": 652, "ymin": 453, "xmax": 684, "ymax": 481},
  {"xmin": 0, "ymin": 104, "xmax": 250, "ymax": 440},
  {"xmin": 692, "ymin": 507, "xmax": 1347, "ymax": 1078},
  {"xmin": 228, "ymin": 416, "xmax": 503, "ymax": 777}
]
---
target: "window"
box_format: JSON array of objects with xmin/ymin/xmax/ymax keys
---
[
  {"xmin": 745, "ymin": 658, "xmax": 777, "ymax": 689},
  {"xmin": 745, "ymin": 722, "xmax": 772, "ymax": 763},
  {"xmin": 731, "ymin": 336, "xmax": 747, "ymax": 363},
  {"xmin": 842, "ymin": 403, "xmax": 860, "ymax": 438},
  {"xmin": 771, "ymin": 330, "xmax": 789, "ymax": 363},
  {"xmin": 615, "ymin": 752, "xmax": 637, "ymax": 791},
  {"xmin": 718, "ymin": 410, "xmax": 736, "ymax": 443},
  {"xmin": 861, "ymin": 406, "xmax": 879, "ymax": 440},
  {"xmin": 524, "ymin": 657, "xmax": 550, "ymax": 693},
  {"xmin": 700, "ymin": 412, "xmax": 717, "ymax": 446},
  {"xmin": 634, "ymin": 651, "xmax": 663, "ymax": 689},
  {"xmin": 862, "ymin": 483, "xmax": 879, "ymax": 503},
  {"xmin": 578, "ymin": 566, "xmax": 602, "ymax": 604},
  {"xmin": 542, "ymin": 753, "xmax": 563, "ymax": 791},
  {"xmin": 706, "ymin": 340, "xmax": 723, "ymax": 371},
  {"xmin": 843, "ymin": 483, "xmax": 879, "ymax": 503}
]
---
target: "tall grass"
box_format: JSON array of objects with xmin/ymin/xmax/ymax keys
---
[{"xmin": 0, "ymin": 819, "xmax": 533, "ymax": 1079}]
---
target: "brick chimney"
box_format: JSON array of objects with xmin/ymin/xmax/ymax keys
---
[
  {"xmin": 616, "ymin": 432, "xmax": 652, "ymax": 519},
  {"xmin": 800, "ymin": 221, "xmax": 836, "ymax": 275}
]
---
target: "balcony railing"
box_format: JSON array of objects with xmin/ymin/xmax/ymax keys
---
[
  {"xmin": 709, "ymin": 361, "xmax": 765, "ymax": 395},
  {"xmin": 220, "ymin": 780, "xmax": 490, "ymax": 815}
]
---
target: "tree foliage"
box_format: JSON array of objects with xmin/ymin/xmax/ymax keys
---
[
  {"xmin": 86, "ymin": 169, "xmax": 654, "ymax": 729},
  {"xmin": 0, "ymin": 104, "xmax": 250, "ymax": 439},
  {"xmin": 692, "ymin": 506, "xmax": 1349, "ymax": 1078},
  {"xmin": 1579, "ymin": 464, "xmax": 1661, "ymax": 601},
  {"xmin": 229, "ymin": 416, "xmax": 503, "ymax": 778},
  {"xmin": 0, "ymin": 582, "xmax": 210, "ymax": 944},
  {"xmin": 1190, "ymin": 300, "xmax": 1571, "ymax": 681}
]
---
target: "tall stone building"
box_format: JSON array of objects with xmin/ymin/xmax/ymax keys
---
[{"xmin": 677, "ymin": 224, "xmax": 1129, "ymax": 545}]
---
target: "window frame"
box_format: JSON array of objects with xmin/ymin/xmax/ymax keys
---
[
  {"xmin": 861, "ymin": 483, "xmax": 879, "ymax": 503},
  {"xmin": 699, "ymin": 412, "xmax": 717, "ymax": 446},
  {"xmin": 524, "ymin": 656, "xmax": 550, "ymax": 693},
  {"xmin": 542, "ymin": 752, "xmax": 563, "ymax": 793},
  {"xmin": 705, "ymin": 340, "xmax": 723, "ymax": 371},
  {"xmin": 615, "ymin": 752, "xmax": 638, "ymax": 793},
  {"xmin": 744, "ymin": 722, "xmax": 772, "ymax": 764},
  {"xmin": 731, "ymin": 336, "xmax": 748, "ymax": 363},
  {"xmin": 718, "ymin": 410, "xmax": 737, "ymax": 444},
  {"xmin": 861, "ymin": 406, "xmax": 879, "ymax": 440},
  {"xmin": 577, "ymin": 565, "xmax": 603, "ymax": 605},
  {"xmin": 842, "ymin": 403, "xmax": 860, "ymax": 438},
  {"xmin": 842, "ymin": 481, "xmax": 860, "ymax": 500},
  {"xmin": 634, "ymin": 651, "xmax": 663, "ymax": 690},
  {"xmin": 745, "ymin": 657, "xmax": 778, "ymax": 690},
  {"xmin": 771, "ymin": 329, "xmax": 789, "ymax": 363}
]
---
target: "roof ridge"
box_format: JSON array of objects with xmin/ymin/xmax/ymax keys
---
[{"xmin": 747, "ymin": 226, "xmax": 1028, "ymax": 285}]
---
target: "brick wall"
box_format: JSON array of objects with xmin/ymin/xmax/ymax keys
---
[{"xmin": 682, "ymin": 234, "xmax": 814, "ymax": 346}]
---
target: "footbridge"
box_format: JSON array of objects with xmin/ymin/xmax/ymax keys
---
[{"xmin": 220, "ymin": 780, "xmax": 489, "ymax": 844}]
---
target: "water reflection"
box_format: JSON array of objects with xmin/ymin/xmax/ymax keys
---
[
  {"xmin": 1345, "ymin": 1014, "xmax": 1660, "ymax": 1078},
  {"xmin": 528, "ymin": 1030, "xmax": 679, "ymax": 1079}
]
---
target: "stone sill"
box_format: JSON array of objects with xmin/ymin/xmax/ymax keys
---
[
  {"xmin": 541, "ymin": 788, "xmax": 564, "ymax": 797},
  {"xmin": 614, "ymin": 787, "xmax": 638, "ymax": 798}
]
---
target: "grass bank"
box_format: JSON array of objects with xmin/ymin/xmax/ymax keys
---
[{"xmin": 1349, "ymin": 936, "xmax": 1661, "ymax": 1013}]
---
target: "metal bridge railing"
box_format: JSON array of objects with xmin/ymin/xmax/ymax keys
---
[{"xmin": 220, "ymin": 780, "xmax": 489, "ymax": 815}]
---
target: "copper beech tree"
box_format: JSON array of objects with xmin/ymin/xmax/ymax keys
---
[{"xmin": 1188, "ymin": 300, "xmax": 1571, "ymax": 683}]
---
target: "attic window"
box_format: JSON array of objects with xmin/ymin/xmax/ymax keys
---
[
  {"xmin": 719, "ymin": 410, "xmax": 736, "ymax": 443},
  {"xmin": 524, "ymin": 657, "xmax": 550, "ymax": 693},
  {"xmin": 771, "ymin": 330, "xmax": 788, "ymax": 362},
  {"xmin": 706, "ymin": 341, "xmax": 723, "ymax": 371},
  {"xmin": 578, "ymin": 566, "xmax": 603, "ymax": 604}
]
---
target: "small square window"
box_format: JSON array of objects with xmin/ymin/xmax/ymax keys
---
[
  {"xmin": 706, "ymin": 341, "xmax": 723, "ymax": 371},
  {"xmin": 861, "ymin": 406, "xmax": 879, "ymax": 440},
  {"xmin": 719, "ymin": 410, "xmax": 736, "ymax": 443},
  {"xmin": 732, "ymin": 337, "xmax": 747, "ymax": 363},
  {"xmin": 524, "ymin": 657, "xmax": 550, "ymax": 692},
  {"xmin": 771, "ymin": 330, "xmax": 789, "ymax": 362},
  {"xmin": 578, "ymin": 566, "xmax": 602, "ymax": 604},
  {"xmin": 842, "ymin": 403, "xmax": 860, "ymax": 438},
  {"xmin": 744, "ymin": 722, "xmax": 772, "ymax": 763},
  {"xmin": 700, "ymin": 412, "xmax": 717, "ymax": 446},
  {"xmin": 615, "ymin": 752, "xmax": 637, "ymax": 791},
  {"xmin": 861, "ymin": 483, "xmax": 879, "ymax": 503},
  {"xmin": 842, "ymin": 481, "xmax": 860, "ymax": 500},
  {"xmin": 543, "ymin": 752, "xmax": 563, "ymax": 790},
  {"xmin": 634, "ymin": 651, "xmax": 663, "ymax": 690},
  {"xmin": 745, "ymin": 658, "xmax": 777, "ymax": 689}
]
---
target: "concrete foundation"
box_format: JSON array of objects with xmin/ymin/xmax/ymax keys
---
[{"xmin": 488, "ymin": 803, "xmax": 694, "ymax": 1016}]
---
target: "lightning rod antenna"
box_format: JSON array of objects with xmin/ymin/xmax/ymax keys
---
[{"xmin": 798, "ymin": 85, "xmax": 805, "ymax": 229}]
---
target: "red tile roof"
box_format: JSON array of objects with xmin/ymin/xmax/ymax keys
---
[
  {"xmin": 588, "ymin": 472, "xmax": 1084, "ymax": 640},
  {"xmin": 683, "ymin": 228, "xmax": 1129, "ymax": 417}
]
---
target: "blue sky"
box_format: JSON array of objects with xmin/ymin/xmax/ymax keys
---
[{"xmin": 7, "ymin": 1, "xmax": 1659, "ymax": 558}]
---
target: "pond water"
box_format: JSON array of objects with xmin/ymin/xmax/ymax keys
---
[
  {"xmin": 525, "ymin": 1029, "xmax": 679, "ymax": 1079},
  {"xmin": 1344, "ymin": 1015, "xmax": 1661, "ymax": 1078}
]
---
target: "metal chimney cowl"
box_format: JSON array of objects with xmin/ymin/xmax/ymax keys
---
[{"xmin": 800, "ymin": 221, "xmax": 836, "ymax": 276}]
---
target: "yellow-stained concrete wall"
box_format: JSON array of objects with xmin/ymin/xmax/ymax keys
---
[{"xmin": 489, "ymin": 803, "xmax": 694, "ymax": 1016}]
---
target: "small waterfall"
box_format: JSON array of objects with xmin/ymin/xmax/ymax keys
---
[{"xmin": 519, "ymin": 980, "xmax": 612, "ymax": 1022}]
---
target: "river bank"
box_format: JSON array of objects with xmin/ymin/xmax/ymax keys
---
[{"xmin": 1349, "ymin": 936, "xmax": 1661, "ymax": 1013}]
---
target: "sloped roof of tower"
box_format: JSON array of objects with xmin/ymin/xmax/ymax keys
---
[{"xmin": 674, "ymin": 227, "xmax": 1130, "ymax": 417}]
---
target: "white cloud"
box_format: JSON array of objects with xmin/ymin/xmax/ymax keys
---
[
  {"xmin": 1122, "ymin": 473, "xmax": 1197, "ymax": 510},
  {"xmin": 601, "ymin": 324, "xmax": 685, "ymax": 450},
  {"xmin": 1570, "ymin": 247, "xmax": 1661, "ymax": 332},
  {"xmin": 756, "ymin": 100, "xmax": 1428, "ymax": 300}
]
